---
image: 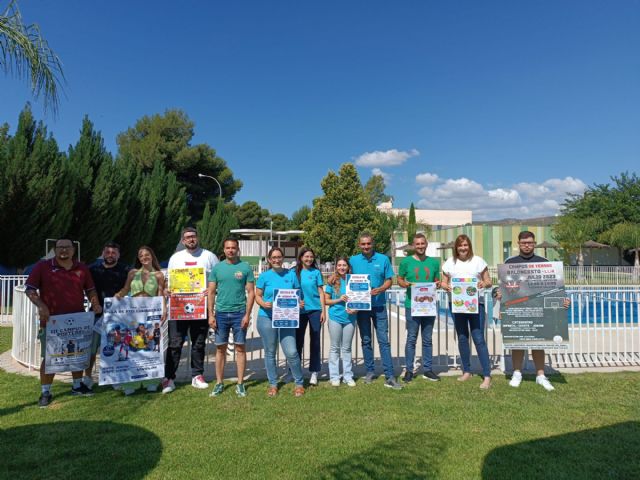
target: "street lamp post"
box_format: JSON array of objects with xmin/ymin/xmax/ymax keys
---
[{"xmin": 197, "ymin": 173, "xmax": 222, "ymax": 199}]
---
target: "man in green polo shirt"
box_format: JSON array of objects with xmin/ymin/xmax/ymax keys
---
[
  {"xmin": 207, "ymin": 238, "xmax": 255, "ymax": 397},
  {"xmin": 397, "ymin": 233, "xmax": 441, "ymax": 383}
]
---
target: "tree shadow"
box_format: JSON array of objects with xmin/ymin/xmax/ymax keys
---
[
  {"xmin": 316, "ymin": 432, "xmax": 446, "ymax": 479},
  {"xmin": 0, "ymin": 421, "xmax": 162, "ymax": 480},
  {"xmin": 482, "ymin": 421, "xmax": 640, "ymax": 479},
  {"xmin": 0, "ymin": 400, "xmax": 38, "ymax": 417}
]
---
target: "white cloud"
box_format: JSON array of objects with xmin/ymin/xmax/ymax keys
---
[
  {"xmin": 354, "ymin": 148, "xmax": 419, "ymax": 167},
  {"xmin": 371, "ymin": 168, "xmax": 391, "ymax": 184},
  {"xmin": 416, "ymin": 172, "xmax": 439, "ymax": 185},
  {"xmin": 416, "ymin": 175, "xmax": 587, "ymax": 220}
]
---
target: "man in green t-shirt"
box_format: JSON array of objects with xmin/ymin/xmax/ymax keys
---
[
  {"xmin": 207, "ymin": 238, "xmax": 255, "ymax": 397},
  {"xmin": 397, "ymin": 233, "xmax": 441, "ymax": 383}
]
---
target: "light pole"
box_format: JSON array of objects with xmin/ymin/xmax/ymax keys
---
[
  {"xmin": 265, "ymin": 217, "xmax": 273, "ymax": 244},
  {"xmin": 197, "ymin": 173, "xmax": 222, "ymax": 200}
]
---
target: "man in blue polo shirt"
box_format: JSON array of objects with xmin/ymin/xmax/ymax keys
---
[{"xmin": 350, "ymin": 232, "xmax": 402, "ymax": 389}]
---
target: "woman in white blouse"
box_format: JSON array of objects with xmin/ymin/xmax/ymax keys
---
[{"xmin": 441, "ymin": 234, "xmax": 492, "ymax": 389}]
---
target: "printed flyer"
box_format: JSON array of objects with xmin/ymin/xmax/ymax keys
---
[
  {"xmin": 169, "ymin": 292, "xmax": 207, "ymax": 320},
  {"xmin": 44, "ymin": 311, "xmax": 94, "ymax": 374},
  {"xmin": 451, "ymin": 278, "xmax": 479, "ymax": 313},
  {"xmin": 99, "ymin": 296, "xmax": 164, "ymax": 385},
  {"xmin": 346, "ymin": 274, "xmax": 372, "ymax": 311},
  {"xmin": 272, "ymin": 289, "xmax": 300, "ymax": 328},
  {"xmin": 498, "ymin": 261, "xmax": 568, "ymax": 349},
  {"xmin": 169, "ymin": 267, "xmax": 206, "ymax": 294},
  {"xmin": 410, "ymin": 283, "xmax": 437, "ymax": 317}
]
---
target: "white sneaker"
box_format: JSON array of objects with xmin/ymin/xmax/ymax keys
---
[
  {"xmin": 536, "ymin": 375, "xmax": 555, "ymax": 391},
  {"xmin": 161, "ymin": 378, "xmax": 176, "ymax": 394},
  {"xmin": 509, "ymin": 371, "xmax": 523, "ymax": 388},
  {"xmin": 309, "ymin": 372, "xmax": 318, "ymax": 386},
  {"xmin": 330, "ymin": 380, "xmax": 340, "ymax": 387},
  {"xmin": 344, "ymin": 379, "xmax": 356, "ymax": 387},
  {"xmin": 191, "ymin": 375, "xmax": 209, "ymax": 389},
  {"xmin": 83, "ymin": 376, "xmax": 95, "ymax": 389}
]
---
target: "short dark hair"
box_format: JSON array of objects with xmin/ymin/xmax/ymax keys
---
[
  {"xmin": 103, "ymin": 242, "xmax": 120, "ymax": 251},
  {"xmin": 413, "ymin": 233, "xmax": 427, "ymax": 243},
  {"xmin": 223, "ymin": 237, "xmax": 239, "ymax": 247},
  {"xmin": 518, "ymin": 231, "xmax": 535, "ymax": 241},
  {"xmin": 181, "ymin": 227, "xmax": 198, "ymax": 238},
  {"xmin": 55, "ymin": 237, "xmax": 75, "ymax": 247},
  {"xmin": 358, "ymin": 231, "xmax": 374, "ymax": 242}
]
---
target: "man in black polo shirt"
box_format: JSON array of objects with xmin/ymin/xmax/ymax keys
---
[
  {"xmin": 84, "ymin": 242, "xmax": 131, "ymax": 388},
  {"xmin": 502, "ymin": 231, "xmax": 570, "ymax": 391}
]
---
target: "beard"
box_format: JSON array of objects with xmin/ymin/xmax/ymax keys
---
[{"xmin": 104, "ymin": 257, "xmax": 117, "ymax": 266}]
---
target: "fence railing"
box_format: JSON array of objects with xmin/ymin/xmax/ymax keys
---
[
  {"xmin": 7, "ymin": 281, "xmax": 640, "ymax": 374},
  {"xmin": 0, "ymin": 275, "xmax": 28, "ymax": 326}
]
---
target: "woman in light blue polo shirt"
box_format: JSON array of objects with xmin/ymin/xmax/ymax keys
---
[
  {"xmin": 255, "ymin": 247, "xmax": 305, "ymax": 397},
  {"xmin": 324, "ymin": 257, "xmax": 357, "ymax": 387},
  {"xmin": 295, "ymin": 247, "xmax": 326, "ymax": 386}
]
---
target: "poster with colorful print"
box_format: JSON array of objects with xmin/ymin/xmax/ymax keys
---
[
  {"xmin": 99, "ymin": 296, "xmax": 164, "ymax": 385},
  {"xmin": 451, "ymin": 277, "xmax": 479, "ymax": 313},
  {"xmin": 498, "ymin": 262, "xmax": 568, "ymax": 350},
  {"xmin": 346, "ymin": 274, "xmax": 371, "ymax": 311},
  {"xmin": 169, "ymin": 292, "xmax": 207, "ymax": 320},
  {"xmin": 44, "ymin": 312, "xmax": 94, "ymax": 374},
  {"xmin": 272, "ymin": 289, "xmax": 300, "ymax": 328},
  {"xmin": 410, "ymin": 283, "xmax": 437, "ymax": 317},
  {"xmin": 169, "ymin": 267, "xmax": 206, "ymax": 293}
]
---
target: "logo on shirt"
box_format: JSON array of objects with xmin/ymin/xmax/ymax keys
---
[{"xmin": 234, "ymin": 271, "xmax": 243, "ymax": 280}]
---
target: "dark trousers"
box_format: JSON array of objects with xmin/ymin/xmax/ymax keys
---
[
  {"xmin": 296, "ymin": 310, "xmax": 322, "ymax": 373},
  {"xmin": 164, "ymin": 319, "xmax": 208, "ymax": 379}
]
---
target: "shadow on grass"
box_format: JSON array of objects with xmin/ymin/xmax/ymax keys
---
[
  {"xmin": 482, "ymin": 421, "xmax": 640, "ymax": 479},
  {"xmin": 0, "ymin": 421, "xmax": 162, "ymax": 480},
  {"xmin": 316, "ymin": 432, "xmax": 446, "ymax": 479},
  {"xmin": 0, "ymin": 400, "xmax": 38, "ymax": 417}
]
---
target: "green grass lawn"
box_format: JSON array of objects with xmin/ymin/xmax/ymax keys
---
[{"xmin": 1, "ymin": 326, "xmax": 638, "ymax": 480}]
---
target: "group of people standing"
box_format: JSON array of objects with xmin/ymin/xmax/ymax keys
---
[{"xmin": 25, "ymin": 227, "xmax": 558, "ymax": 408}]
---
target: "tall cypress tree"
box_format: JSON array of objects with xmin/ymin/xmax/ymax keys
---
[
  {"xmin": 197, "ymin": 198, "xmax": 239, "ymax": 258},
  {"xmin": 407, "ymin": 202, "xmax": 417, "ymax": 242}
]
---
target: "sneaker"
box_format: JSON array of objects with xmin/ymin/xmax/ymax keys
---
[
  {"xmin": 345, "ymin": 378, "xmax": 356, "ymax": 387},
  {"xmin": 161, "ymin": 378, "xmax": 176, "ymax": 394},
  {"xmin": 330, "ymin": 379, "xmax": 341, "ymax": 387},
  {"xmin": 71, "ymin": 383, "xmax": 94, "ymax": 396},
  {"xmin": 191, "ymin": 375, "xmax": 209, "ymax": 389},
  {"xmin": 536, "ymin": 375, "xmax": 555, "ymax": 391},
  {"xmin": 83, "ymin": 376, "xmax": 95, "ymax": 390},
  {"xmin": 384, "ymin": 378, "xmax": 403, "ymax": 390},
  {"xmin": 402, "ymin": 371, "xmax": 414, "ymax": 383},
  {"xmin": 124, "ymin": 388, "xmax": 136, "ymax": 396},
  {"xmin": 146, "ymin": 383, "xmax": 159, "ymax": 393},
  {"xmin": 364, "ymin": 372, "xmax": 375, "ymax": 384},
  {"xmin": 38, "ymin": 392, "xmax": 53, "ymax": 408},
  {"xmin": 509, "ymin": 371, "xmax": 523, "ymax": 388},
  {"xmin": 422, "ymin": 371, "xmax": 440, "ymax": 382},
  {"xmin": 235, "ymin": 383, "xmax": 247, "ymax": 397},
  {"xmin": 210, "ymin": 383, "xmax": 224, "ymax": 397},
  {"xmin": 309, "ymin": 372, "xmax": 318, "ymax": 386}
]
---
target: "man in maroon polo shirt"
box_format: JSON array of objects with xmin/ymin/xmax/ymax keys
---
[{"xmin": 25, "ymin": 237, "xmax": 102, "ymax": 408}]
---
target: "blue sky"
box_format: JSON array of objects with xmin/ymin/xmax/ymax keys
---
[{"xmin": 2, "ymin": 1, "xmax": 639, "ymax": 220}]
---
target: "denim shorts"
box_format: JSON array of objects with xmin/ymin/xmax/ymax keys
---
[{"xmin": 214, "ymin": 311, "xmax": 247, "ymax": 345}]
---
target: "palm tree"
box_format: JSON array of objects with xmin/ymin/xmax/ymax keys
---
[{"xmin": 0, "ymin": 0, "xmax": 64, "ymax": 113}]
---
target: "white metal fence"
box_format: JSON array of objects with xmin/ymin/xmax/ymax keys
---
[
  {"xmin": 0, "ymin": 275, "xmax": 28, "ymax": 326},
  {"xmin": 5, "ymin": 277, "xmax": 640, "ymax": 374}
]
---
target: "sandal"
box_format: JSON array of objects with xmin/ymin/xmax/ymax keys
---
[
  {"xmin": 267, "ymin": 386, "xmax": 278, "ymax": 397},
  {"xmin": 458, "ymin": 372, "xmax": 472, "ymax": 382},
  {"xmin": 294, "ymin": 386, "xmax": 305, "ymax": 397}
]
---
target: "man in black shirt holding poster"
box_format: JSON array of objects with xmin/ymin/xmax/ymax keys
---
[{"xmin": 501, "ymin": 231, "xmax": 569, "ymax": 392}]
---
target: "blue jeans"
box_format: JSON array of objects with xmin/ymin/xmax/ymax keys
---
[
  {"xmin": 453, "ymin": 306, "xmax": 491, "ymax": 377},
  {"xmin": 357, "ymin": 306, "xmax": 394, "ymax": 379},
  {"xmin": 296, "ymin": 310, "xmax": 322, "ymax": 373},
  {"xmin": 404, "ymin": 308, "xmax": 435, "ymax": 372},
  {"xmin": 257, "ymin": 316, "xmax": 304, "ymax": 387},
  {"xmin": 214, "ymin": 311, "xmax": 247, "ymax": 345},
  {"xmin": 328, "ymin": 320, "xmax": 356, "ymax": 382}
]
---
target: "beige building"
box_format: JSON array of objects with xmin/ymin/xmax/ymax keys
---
[{"xmin": 377, "ymin": 200, "xmax": 472, "ymax": 227}]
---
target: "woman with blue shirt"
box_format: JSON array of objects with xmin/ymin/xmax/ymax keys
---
[
  {"xmin": 324, "ymin": 257, "xmax": 357, "ymax": 387},
  {"xmin": 255, "ymin": 247, "xmax": 305, "ymax": 397},
  {"xmin": 295, "ymin": 247, "xmax": 326, "ymax": 386}
]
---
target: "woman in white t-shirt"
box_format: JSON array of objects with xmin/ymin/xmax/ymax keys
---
[{"xmin": 441, "ymin": 234, "xmax": 492, "ymax": 389}]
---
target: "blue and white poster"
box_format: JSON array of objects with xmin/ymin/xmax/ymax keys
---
[
  {"xmin": 346, "ymin": 274, "xmax": 371, "ymax": 311},
  {"xmin": 99, "ymin": 296, "xmax": 164, "ymax": 385},
  {"xmin": 44, "ymin": 312, "xmax": 94, "ymax": 374},
  {"xmin": 272, "ymin": 289, "xmax": 300, "ymax": 328}
]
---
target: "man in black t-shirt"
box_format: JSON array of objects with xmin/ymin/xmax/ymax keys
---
[
  {"xmin": 84, "ymin": 242, "xmax": 131, "ymax": 388},
  {"xmin": 499, "ymin": 231, "xmax": 570, "ymax": 392}
]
